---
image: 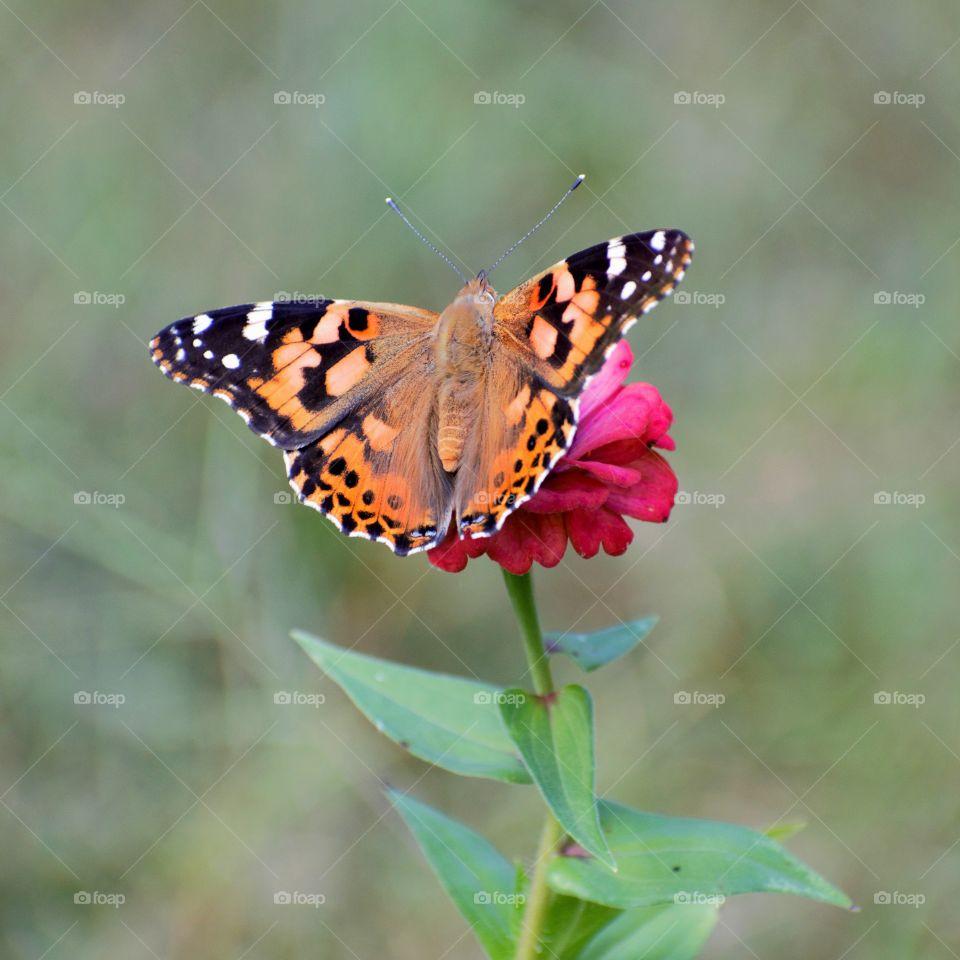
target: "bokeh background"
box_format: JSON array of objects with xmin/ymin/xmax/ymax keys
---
[{"xmin": 2, "ymin": 1, "xmax": 958, "ymax": 957}]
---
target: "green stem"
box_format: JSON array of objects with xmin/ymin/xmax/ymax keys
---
[
  {"xmin": 502, "ymin": 570, "xmax": 561, "ymax": 960},
  {"xmin": 502, "ymin": 570, "xmax": 555, "ymax": 696}
]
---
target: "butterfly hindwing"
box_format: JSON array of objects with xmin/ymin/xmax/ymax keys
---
[
  {"xmin": 285, "ymin": 365, "xmax": 452, "ymax": 556},
  {"xmin": 150, "ymin": 299, "xmax": 437, "ymax": 448},
  {"xmin": 456, "ymin": 379, "xmax": 576, "ymax": 537},
  {"xmin": 493, "ymin": 230, "xmax": 693, "ymax": 395}
]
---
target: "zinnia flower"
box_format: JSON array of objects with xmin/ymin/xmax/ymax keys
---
[{"xmin": 428, "ymin": 340, "xmax": 678, "ymax": 574}]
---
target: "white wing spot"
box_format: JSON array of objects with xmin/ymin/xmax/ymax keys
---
[
  {"xmin": 607, "ymin": 238, "xmax": 627, "ymax": 278},
  {"xmin": 641, "ymin": 270, "xmax": 652, "ymax": 282},
  {"xmin": 243, "ymin": 302, "xmax": 273, "ymax": 341},
  {"xmin": 650, "ymin": 231, "xmax": 666, "ymax": 251},
  {"xmin": 620, "ymin": 280, "xmax": 637, "ymax": 299},
  {"xmin": 193, "ymin": 338, "xmax": 202, "ymax": 347},
  {"xmin": 222, "ymin": 353, "xmax": 241, "ymax": 369},
  {"xmin": 203, "ymin": 350, "xmax": 214, "ymax": 360},
  {"xmin": 176, "ymin": 348, "xmax": 186, "ymax": 361},
  {"xmin": 193, "ymin": 314, "xmax": 213, "ymax": 334}
]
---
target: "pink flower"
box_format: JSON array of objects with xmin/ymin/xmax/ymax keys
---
[{"xmin": 429, "ymin": 341, "xmax": 678, "ymax": 574}]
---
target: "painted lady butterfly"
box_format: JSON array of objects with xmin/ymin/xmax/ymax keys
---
[{"xmin": 150, "ymin": 187, "xmax": 692, "ymax": 557}]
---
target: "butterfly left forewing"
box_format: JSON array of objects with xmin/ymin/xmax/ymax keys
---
[{"xmin": 150, "ymin": 299, "xmax": 437, "ymax": 449}]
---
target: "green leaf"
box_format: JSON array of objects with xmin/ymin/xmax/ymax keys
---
[
  {"xmin": 541, "ymin": 895, "xmax": 620, "ymax": 960},
  {"xmin": 577, "ymin": 902, "xmax": 718, "ymax": 960},
  {"xmin": 548, "ymin": 801, "xmax": 852, "ymax": 910},
  {"xmin": 390, "ymin": 789, "xmax": 520, "ymax": 960},
  {"xmin": 499, "ymin": 685, "xmax": 615, "ymax": 868},
  {"xmin": 545, "ymin": 617, "xmax": 658, "ymax": 672},
  {"xmin": 293, "ymin": 631, "xmax": 530, "ymax": 783}
]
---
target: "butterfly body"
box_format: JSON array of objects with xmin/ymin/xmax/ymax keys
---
[{"xmin": 151, "ymin": 229, "xmax": 692, "ymax": 556}]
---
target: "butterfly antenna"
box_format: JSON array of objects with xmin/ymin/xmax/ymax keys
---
[
  {"xmin": 385, "ymin": 197, "xmax": 468, "ymax": 284},
  {"xmin": 481, "ymin": 174, "xmax": 585, "ymax": 279}
]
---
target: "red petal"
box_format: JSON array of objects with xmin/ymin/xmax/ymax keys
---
[
  {"xmin": 605, "ymin": 450, "xmax": 678, "ymax": 522},
  {"xmin": 569, "ymin": 386, "xmax": 660, "ymax": 458},
  {"xmin": 524, "ymin": 471, "xmax": 609, "ymax": 513},
  {"xmin": 566, "ymin": 507, "xmax": 634, "ymax": 558},
  {"xmin": 563, "ymin": 458, "xmax": 644, "ymax": 487},
  {"xmin": 578, "ymin": 340, "xmax": 633, "ymax": 421}
]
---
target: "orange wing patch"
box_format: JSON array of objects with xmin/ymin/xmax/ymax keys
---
[
  {"xmin": 458, "ymin": 386, "xmax": 576, "ymax": 538},
  {"xmin": 285, "ymin": 404, "xmax": 449, "ymax": 557}
]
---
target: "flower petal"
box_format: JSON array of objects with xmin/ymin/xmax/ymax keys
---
[
  {"xmin": 578, "ymin": 340, "xmax": 633, "ymax": 421},
  {"xmin": 569, "ymin": 383, "xmax": 665, "ymax": 458},
  {"xmin": 566, "ymin": 507, "xmax": 634, "ymax": 558},
  {"xmin": 562, "ymin": 458, "xmax": 644, "ymax": 487},
  {"xmin": 523, "ymin": 471, "xmax": 609, "ymax": 513},
  {"xmin": 604, "ymin": 450, "xmax": 678, "ymax": 522}
]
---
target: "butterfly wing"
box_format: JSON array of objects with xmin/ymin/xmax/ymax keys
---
[
  {"xmin": 285, "ymin": 368, "xmax": 452, "ymax": 556},
  {"xmin": 150, "ymin": 299, "xmax": 438, "ymax": 448},
  {"xmin": 151, "ymin": 298, "xmax": 452, "ymax": 555},
  {"xmin": 493, "ymin": 230, "xmax": 693, "ymax": 395},
  {"xmin": 456, "ymin": 230, "xmax": 692, "ymax": 537}
]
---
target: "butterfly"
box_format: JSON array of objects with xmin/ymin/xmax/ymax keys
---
[{"xmin": 150, "ymin": 212, "xmax": 692, "ymax": 557}]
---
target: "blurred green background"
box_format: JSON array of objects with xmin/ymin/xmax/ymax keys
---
[{"xmin": 2, "ymin": 1, "xmax": 958, "ymax": 957}]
